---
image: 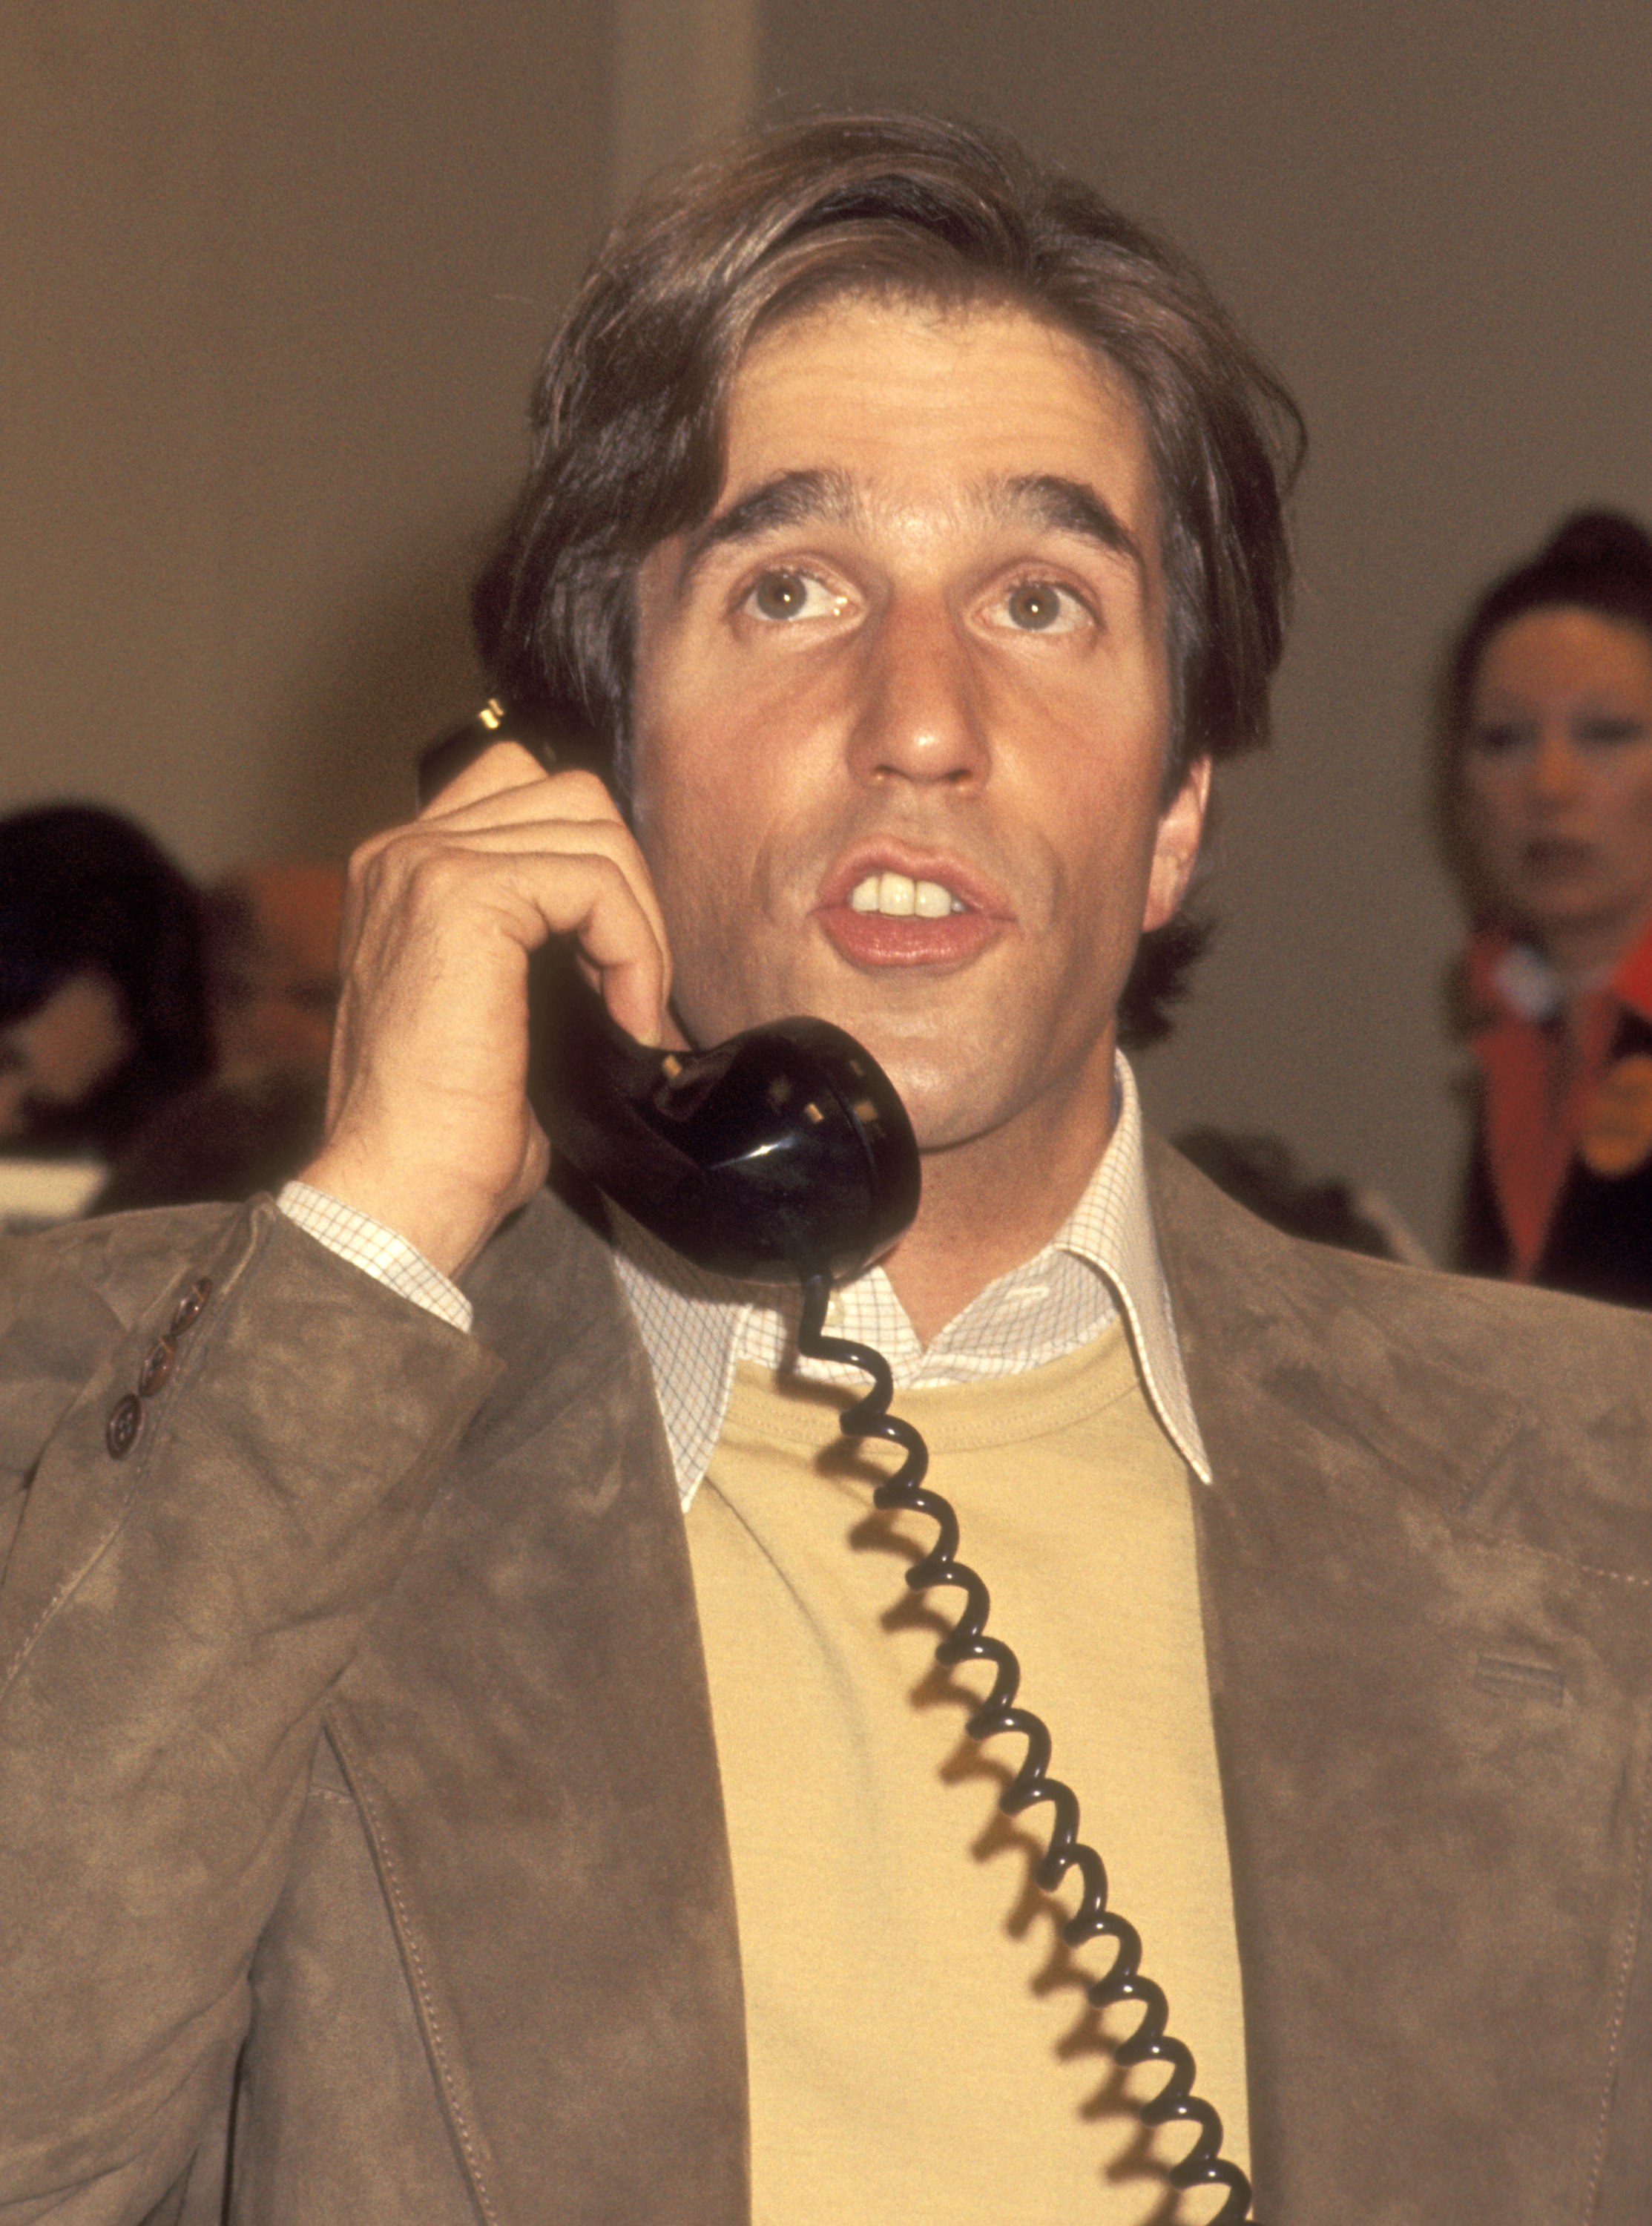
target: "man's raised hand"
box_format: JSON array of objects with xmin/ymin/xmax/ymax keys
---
[{"xmin": 297, "ymin": 740, "xmax": 672, "ymax": 1280}]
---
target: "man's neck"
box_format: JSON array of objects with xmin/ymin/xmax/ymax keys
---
[{"xmin": 876, "ymin": 1080, "xmax": 1119, "ymax": 1345}]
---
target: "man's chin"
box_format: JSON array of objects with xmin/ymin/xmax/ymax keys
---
[
  {"xmin": 876, "ymin": 1068, "xmax": 1018, "ymax": 1158},
  {"xmin": 869, "ymin": 1022, "xmax": 1122, "ymax": 1168}
]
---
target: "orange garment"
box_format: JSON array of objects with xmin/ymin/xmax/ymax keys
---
[{"xmin": 1466, "ymin": 921, "xmax": 1652, "ymax": 1277}]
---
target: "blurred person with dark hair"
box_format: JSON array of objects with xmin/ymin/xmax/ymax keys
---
[
  {"xmin": 0, "ymin": 804, "xmax": 214, "ymax": 1156},
  {"xmin": 94, "ymin": 864, "xmax": 343, "ymax": 1213},
  {"xmin": 0, "ymin": 811, "xmax": 340, "ymax": 1220},
  {"xmin": 1443, "ymin": 510, "xmax": 1652, "ymax": 1305}
]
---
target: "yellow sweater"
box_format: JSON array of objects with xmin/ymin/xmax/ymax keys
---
[{"xmin": 688, "ymin": 1320, "xmax": 1248, "ymax": 2223}]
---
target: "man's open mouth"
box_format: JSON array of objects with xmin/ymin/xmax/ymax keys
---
[{"xmin": 847, "ymin": 871, "xmax": 970, "ymax": 919}]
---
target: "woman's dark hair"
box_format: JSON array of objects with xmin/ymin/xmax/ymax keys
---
[
  {"xmin": 1443, "ymin": 509, "xmax": 1652, "ymax": 763},
  {"xmin": 0, "ymin": 804, "xmax": 214, "ymax": 1150},
  {"xmin": 473, "ymin": 111, "xmax": 1304, "ymax": 1046},
  {"xmin": 1436, "ymin": 510, "xmax": 1652, "ymax": 922}
]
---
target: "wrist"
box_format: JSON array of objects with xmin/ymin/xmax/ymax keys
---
[
  {"xmin": 278, "ymin": 1181, "xmax": 475, "ymax": 1333},
  {"xmin": 294, "ymin": 1143, "xmax": 511, "ymax": 1281}
]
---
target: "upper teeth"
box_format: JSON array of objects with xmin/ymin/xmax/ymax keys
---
[{"xmin": 849, "ymin": 872, "xmax": 966, "ymax": 918}]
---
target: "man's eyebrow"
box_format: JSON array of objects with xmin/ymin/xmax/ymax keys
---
[
  {"xmin": 675, "ymin": 466, "xmax": 1145, "ymax": 587},
  {"xmin": 681, "ymin": 468, "xmax": 858, "ymax": 583},
  {"xmin": 997, "ymin": 474, "xmax": 1145, "ymax": 574}
]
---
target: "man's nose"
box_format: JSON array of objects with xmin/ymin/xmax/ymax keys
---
[{"xmin": 845, "ymin": 598, "xmax": 991, "ymax": 790}]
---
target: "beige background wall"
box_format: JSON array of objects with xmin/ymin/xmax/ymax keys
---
[
  {"xmin": 5, "ymin": 1, "xmax": 1651, "ymax": 1255},
  {"xmin": 3, "ymin": 0, "xmax": 612, "ymax": 869}
]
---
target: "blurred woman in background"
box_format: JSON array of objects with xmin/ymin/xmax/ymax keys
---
[
  {"xmin": 1445, "ymin": 510, "xmax": 1652, "ymax": 1306},
  {"xmin": 0, "ymin": 804, "xmax": 214, "ymax": 1157}
]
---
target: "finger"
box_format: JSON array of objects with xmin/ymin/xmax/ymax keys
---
[
  {"xmin": 355, "ymin": 826, "xmax": 675, "ymax": 1046},
  {"xmin": 553, "ymin": 859, "xmax": 674, "ymax": 1046},
  {"xmin": 420, "ymin": 763, "xmax": 630, "ymax": 839},
  {"xmin": 386, "ymin": 815, "xmax": 673, "ymax": 976},
  {"xmin": 416, "ymin": 737, "xmax": 565, "ymax": 820}
]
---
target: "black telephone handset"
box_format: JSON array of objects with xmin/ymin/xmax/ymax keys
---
[
  {"xmin": 416, "ymin": 701, "xmax": 920, "ymax": 1287},
  {"xmin": 417, "ymin": 702, "xmax": 1256, "ymax": 2223}
]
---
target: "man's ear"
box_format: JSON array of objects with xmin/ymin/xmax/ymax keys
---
[{"xmin": 1142, "ymin": 755, "xmax": 1212, "ymax": 933}]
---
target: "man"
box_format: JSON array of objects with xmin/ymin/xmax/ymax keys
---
[{"xmin": 2, "ymin": 114, "xmax": 1649, "ymax": 2226}]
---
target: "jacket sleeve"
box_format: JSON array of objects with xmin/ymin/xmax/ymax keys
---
[{"xmin": 0, "ymin": 1199, "xmax": 503, "ymax": 2222}]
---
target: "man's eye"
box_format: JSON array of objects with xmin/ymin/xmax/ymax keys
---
[
  {"xmin": 998, "ymin": 580, "xmax": 1087, "ymax": 634},
  {"xmin": 744, "ymin": 570, "xmax": 840, "ymax": 622}
]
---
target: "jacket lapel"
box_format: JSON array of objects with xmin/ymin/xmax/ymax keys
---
[
  {"xmin": 325, "ymin": 1189, "xmax": 748, "ymax": 2226},
  {"xmin": 1146, "ymin": 1136, "xmax": 1652, "ymax": 2222}
]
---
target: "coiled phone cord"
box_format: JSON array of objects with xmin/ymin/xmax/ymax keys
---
[{"xmin": 797, "ymin": 1273, "xmax": 1256, "ymax": 2225}]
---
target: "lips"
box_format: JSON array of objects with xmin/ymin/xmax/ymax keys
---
[{"xmin": 814, "ymin": 844, "xmax": 1013, "ymax": 968}]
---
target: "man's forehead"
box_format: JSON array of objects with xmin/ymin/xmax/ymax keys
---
[
  {"xmin": 732, "ymin": 290, "xmax": 1143, "ymax": 434},
  {"xmin": 696, "ymin": 293, "xmax": 1159, "ymax": 556}
]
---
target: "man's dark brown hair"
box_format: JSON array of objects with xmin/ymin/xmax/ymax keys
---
[{"xmin": 473, "ymin": 111, "xmax": 1304, "ymax": 1043}]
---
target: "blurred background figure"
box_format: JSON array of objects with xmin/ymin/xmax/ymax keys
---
[
  {"xmin": 93, "ymin": 861, "xmax": 343, "ymax": 1214},
  {"xmin": 0, "ymin": 803, "xmax": 344, "ymax": 1227},
  {"xmin": 204, "ymin": 864, "xmax": 344, "ymax": 1078},
  {"xmin": 1175, "ymin": 1126, "xmax": 1430, "ymax": 1267},
  {"xmin": 0, "ymin": 804, "xmax": 215, "ymax": 1161},
  {"xmin": 1443, "ymin": 510, "xmax": 1652, "ymax": 1306}
]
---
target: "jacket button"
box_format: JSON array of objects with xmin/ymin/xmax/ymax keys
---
[
  {"xmin": 137, "ymin": 1339, "xmax": 175, "ymax": 1398},
  {"xmin": 106, "ymin": 1393, "xmax": 143, "ymax": 1460},
  {"xmin": 169, "ymin": 1278, "xmax": 212, "ymax": 1337}
]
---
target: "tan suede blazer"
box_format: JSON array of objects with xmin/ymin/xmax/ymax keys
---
[{"xmin": 1, "ymin": 1140, "xmax": 1649, "ymax": 2224}]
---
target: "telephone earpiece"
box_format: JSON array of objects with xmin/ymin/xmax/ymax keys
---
[{"xmin": 416, "ymin": 701, "xmax": 920, "ymax": 1285}]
